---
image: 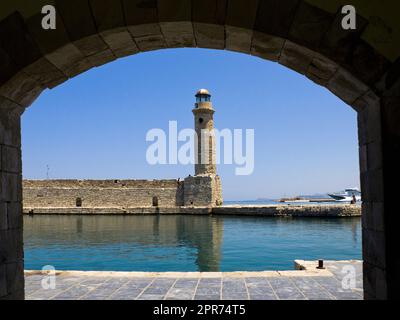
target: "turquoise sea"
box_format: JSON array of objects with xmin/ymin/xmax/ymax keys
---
[{"xmin": 24, "ymin": 214, "xmax": 361, "ymax": 272}]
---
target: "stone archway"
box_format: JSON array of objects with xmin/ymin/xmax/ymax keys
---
[{"xmin": 0, "ymin": 0, "xmax": 399, "ymax": 300}]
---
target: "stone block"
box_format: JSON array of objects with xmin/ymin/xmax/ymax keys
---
[
  {"xmin": 57, "ymin": 0, "xmax": 108, "ymax": 56},
  {"xmin": 192, "ymin": 0, "xmax": 227, "ymax": 25},
  {"xmin": 349, "ymin": 41, "xmax": 390, "ymax": 87},
  {"xmin": 357, "ymin": 98, "xmax": 382, "ymax": 146},
  {"xmin": 22, "ymin": 57, "xmax": 67, "ymax": 89},
  {"xmin": 73, "ymin": 34, "xmax": 109, "ymax": 57},
  {"xmin": 158, "ymin": 0, "xmax": 191, "ymax": 22},
  {"xmin": 0, "ymin": 46, "xmax": 20, "ymax": 87},
  {"xmin": 279, "ymin": 40, "xmax": 315, "ymax": 75},
  {"xmin": 47, "ymin": 77, "xmax": 68, "ymax": 90},
  {"xmin": 0, "ymin": 263, "xmax": 6, "ymax": 298},
  {"xmin": 362, "ymin": 228, "xmax": 386, "ymax": 268},
  {"xmin": 250, "ymin": 32, "xmax": 284, "ymax": 62},
  {"xmin": 86, "ymin": 49, "xmax": 116, "ymax": 68},
  {"xmin": 352, "ymin": 90, "xmax": 380, "ymax": 114},
  {"xmin": 193, "ymin": 23, "xmax": 225, "ymax": 50},
  {"xmin": 6, "ymin": 202, "xmax": 22, "ymax": 231},
  {"xmin": 0, "ymin": 96, "xmax": 22, "ymax": 113},
  {"xmin": 56, "ymin": 0, "xmax": 98, "ymax": 41},
  {"xmin": 0, "ymin": 12, "xmax": 42, "ymax": 70},
  {"xmin": 123, "ymin": 0, "xmax": 158, "ymax": 26},
  {"xmin": 134, "ymin": 34, "xmax": 167, "ymax": 52},
  {"xmin": 5, "ymin": 261, "xmax": 24, "ymax": 300},
  {"xmin": 359, "ymin": 143, "xmax": 367, "ymax": 174},
  {"xmin": 360, "ymin": 169, "xmax": 384, "ymax": 202},
  {"xmin": 327, "ymin": 67, "xmax": 369, "ymax": 105},
  {"xmin": 306, "ymin": 53, "xmax": 338, "ymax": 86},
  {"xmin": 226, "ymin": 0, "xmax": 259, "ymax": 29},
  {"xmin": 160, "ymin": 22, "xmax": 196, "ymax": 48},
  {"xmin": 100, "ymin": 28, "xmax": 139, "ymax": 58},
  {"xmin": 128, "ymin": 23, "xmax": 162, "ymax": 38},
  {"xmin": 363, "ymin": 261, "xmax": 387, "ymax": 300},
  {"xmin": 362, "ymin": 201, "xmax": 385, "ymax": 233},
  {"xmin": 1, "ymin": 145, "xmax": 20, "ymax": 173},
  {"xmin": 288, "ymin": 1, "xmax": 334, "ymax": 49},
  {"xmin": 0, "ymin": 202, "xmax": 7, "ymax": 231},
  {"xmin": 45, "ymin": 44, "xmax": 95, "ymax": 80},
  {"xmin": 45, "ymin": 43, "xmax": 87, "ymax": 73},
  {"xmin": 254, "ymin": 0, "xmax": 299, "ymax": 38},
  {"xmin": 90, "ymin": 0, "xmax": 126, "ymax": 32},
  {"xmin": 0, "ymin": 172, "xmax": 21, "ymax": 202},
  {"xmin": 63, "ymin": 57, "xmax": 94, "ymax": 79},
  {"xmin": 20, "ymin": 87, "xmax": 43, "ymax": 109},
  {"xmin": 0, "ymin": 71, "xmax": 44, "ymax": 108},
  {"xmin": 0, "ymin": 229, "xmax": 23, "ymax": 263},
  {"xmin": 366, "ymin": 141, "xmax": 383, "ymax": 171},
  {"xmin": 381, "ymin": 66, "xmax": 400, "ymax": 97},
  {"xmin": 225, "ymin": 26, "xmax": 252, "ymax": 54},
  {"xmin": 0, "ymin": 107, "xmax": 21, "ymax": 147},
  {"xmin": 381, "ymin": 96, "xmax": 400, "ymax": 137}
]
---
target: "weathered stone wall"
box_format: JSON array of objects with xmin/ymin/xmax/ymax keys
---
[
  {"xmin": 22, "ymin": 204, "xmax": 361, "ymax": 217},
  {"xmin": 23, "ymin": 179, "xmax": 184, "ymax": 208},
  {"xmin": 193, "ymin": 102, "xmax": 216, "ymax": 176},
  {"xmin": 183, "ymin": 175, "xmax": 223, "ymax": 207},
  {"xmin": 0, "ymin": 103, "xmax": 24, "ymax": 300}
]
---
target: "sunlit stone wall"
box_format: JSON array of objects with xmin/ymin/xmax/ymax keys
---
[
  {"xmin": 23, "ymin": 179, "xmax": 184, "ymax": 208},
  {"xmin": 183, "ymin": 175, "xmax": 223, "ymax": 207}
]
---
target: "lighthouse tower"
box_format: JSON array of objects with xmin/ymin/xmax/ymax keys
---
[
  {"xmin": 183, "ymin": 89, "xmax": 223, "ymax": 207},
  {"xmin": 193, "ymin": 89, "xmax": 216, "ymax": 175}
]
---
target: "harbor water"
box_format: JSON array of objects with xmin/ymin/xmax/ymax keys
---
[{"xmin": 24, "ymin": 215, "xmax": 361, "ymax": 272}]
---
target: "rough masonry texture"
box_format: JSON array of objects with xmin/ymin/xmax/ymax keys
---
[
  {"xmin": 0, "ymin": 0, "xmax": 399, "ymax": 300},
  {"xmin": 22, "ymin": 203, "xmax": 361, "ymax": 217},
  {"xmin": 23, "ymin": 179, "xmax": 184, "ymax": 208},
  {"xmin": 23, "ymin": 177, "xmax": 223, "ymax": 209}
]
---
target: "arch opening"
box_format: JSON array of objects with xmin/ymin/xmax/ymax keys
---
[{"xmin": 0, "ymin": 0, "xmax": 397, "ymax": 300}]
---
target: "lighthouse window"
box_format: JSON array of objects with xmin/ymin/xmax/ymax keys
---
[
  {"xmin": 199, "ymin": 118, "xmax": 204, "ymax": 124},
  {"xmin": 196, "ymin": 95, "xmax": 210, "ymax": 103}
]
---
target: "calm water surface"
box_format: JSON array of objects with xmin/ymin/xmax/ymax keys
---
[{"xmin": 24, "ymin": 215, "xmax": 361, "ymax": 272}]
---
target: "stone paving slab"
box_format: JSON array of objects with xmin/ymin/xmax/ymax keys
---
[{"xmin": 25, "ymin": 260, "xmax": 363, "ymax": 300}]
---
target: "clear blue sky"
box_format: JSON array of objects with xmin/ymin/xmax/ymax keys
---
[{"xmin": 21, "ymin": 48, "xmax": 360, "ymax": 200}]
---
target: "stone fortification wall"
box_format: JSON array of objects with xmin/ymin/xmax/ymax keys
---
[
  {"xmin": 23, "ymin": 180, "xmax": 184, "ymax": 208},
  {"xmin": 183, "ymin": 175, "xmax": 223, "ymax": 207}
]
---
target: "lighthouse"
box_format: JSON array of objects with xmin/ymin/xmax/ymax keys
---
[
  {"xmin": 183, "ymin": 89, "xmax": 223, "ymax": 207},
  {"xmin": 193, "ymin": 89, "xmax": 216, "ymax": 175}
]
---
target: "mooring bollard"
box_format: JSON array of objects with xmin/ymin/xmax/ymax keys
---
[{"xmin": 317, "ymin": 259, "xmax": 325, "ymax": 269}]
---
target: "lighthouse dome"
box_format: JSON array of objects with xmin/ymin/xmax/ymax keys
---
[{"xmin": 195, "ymin": 89, "xmax": 211, "ymax": 96}]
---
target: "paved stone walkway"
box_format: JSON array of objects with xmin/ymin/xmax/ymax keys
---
[{"xmin": 25, "ymin": 260, "xmax": 363, "ymax": 300}]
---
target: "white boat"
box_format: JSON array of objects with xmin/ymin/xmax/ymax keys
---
[{"xmin": 328, "ymin": 188, "xmax": 361, "ymax": 202}]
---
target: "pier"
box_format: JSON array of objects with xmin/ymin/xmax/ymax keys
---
[
  {"xmin": 23, "ymin": 204, "xmax": 361, "ymax": 217},
  {"xmin": 25, "ymin": 260, "xmax": 363, "ymax": 300}
]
